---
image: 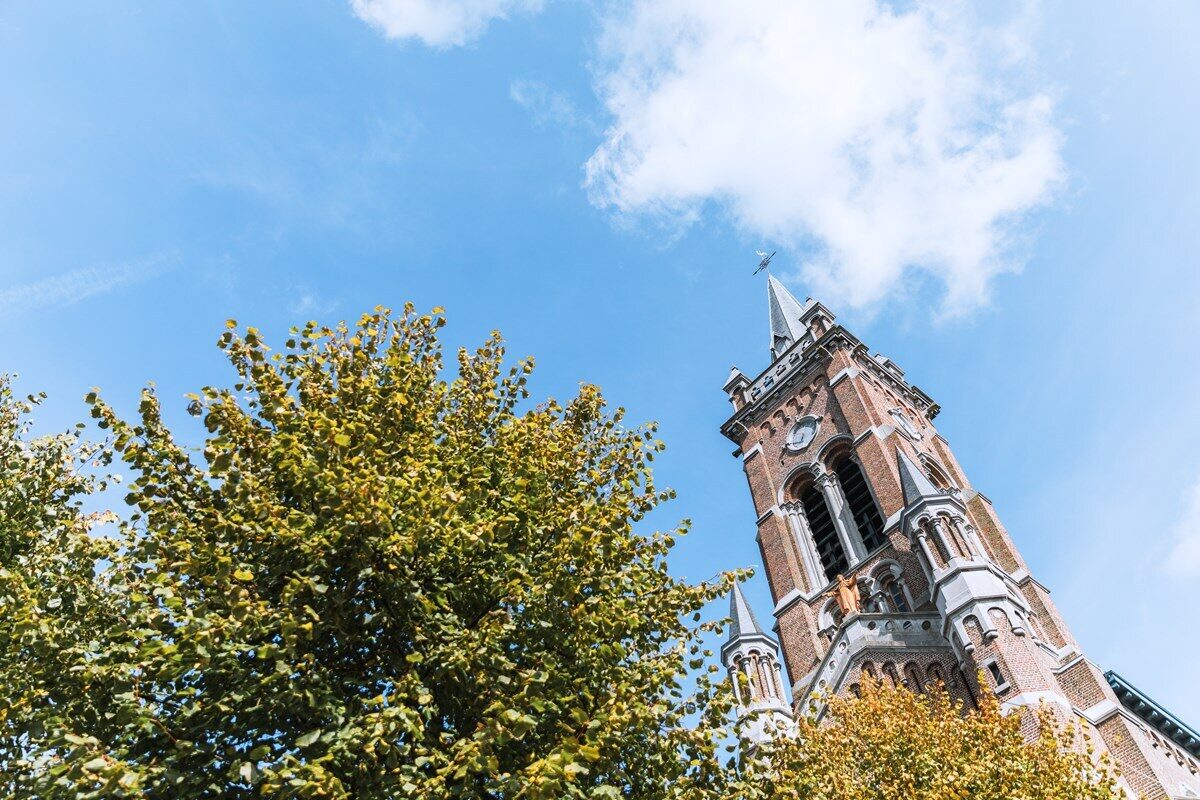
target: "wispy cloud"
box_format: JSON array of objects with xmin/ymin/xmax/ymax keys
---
[
  {"xmin": 349, "ymin": 0, "xmax": 543, "ymax": 48},
  {"xmin": 509, "ymin": 79, "xmax": 590, "ymax": 131},
  {"xmin": 0, "ymin": 254, "xmax": 174, "ymax": 317},
  {"xmin": 287, "ymin": 285, "xmax": 339, "ymax": 318},
  {"xmin": 1165, "ymin": 473, "xmax": 1200, "ymax": 577},
  {"xmin": 585, "ymin": 0, "xmax": 1064, "ymax": 315}
]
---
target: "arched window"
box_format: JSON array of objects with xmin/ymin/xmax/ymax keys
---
[
  {"xmin": 879, "ymin": 573, "xmax": 911, "ymax": 612},
  {"xmin": 882, "ymin": 662, "xmax": 901, "ymax": 688},
  {"xmin": 834, "ymin": 456, "xmax": 886, "ymax": 553},
  {"xmin": 820, "ymin": 599, "xmax": 845, "ymax": 631},
  {"xmin": 905, "ymin": 663, "xmax": 924, "ymax": 693},
  {"xmin": 926, "ymin": 663, "xmax": 946, "ymax": 690},
  {"xmin": 801, "ymin": 483, "xmax": 848, "ymax": 582},
  {"xmin": 922, "ymin": 457, "xmax": 955, "ymax": 491}
]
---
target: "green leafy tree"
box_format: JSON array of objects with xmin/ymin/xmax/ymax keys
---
[
  {"xmin": 14, "ymin": 306, "xmax": 742, "ymax": 799},
  {"xmin": 0, "ymin": 376, "xmax": 119, "ymax": 795},
  {"xmin": 744, "ymin": 677, "xmax": 1123, "ymax": 800}
]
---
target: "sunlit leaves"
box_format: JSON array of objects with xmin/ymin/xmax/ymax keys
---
[
  {"xmin": 746, "ymin": 678, "xmax": 1123, "ymax": 800},
  {"xmin": 6, "ymin": 307, "xmax": 745, "ymax": 799},
  {"xmin": 0, "ymin": 375, "xmax": 121, "ymax": 798}
]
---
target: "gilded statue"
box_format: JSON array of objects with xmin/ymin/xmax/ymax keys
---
[{"xmin": 830, "ymin": 573, "xmax": 861, "ymax": 616}]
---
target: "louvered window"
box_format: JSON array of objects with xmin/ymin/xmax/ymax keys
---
[
  {"xmin": 835, "ymin": 457, "xmax": 886, "ymax": 552},
  {"xmin": 802, "ymin": 484, "xmax": 847, "ymax": 582}
]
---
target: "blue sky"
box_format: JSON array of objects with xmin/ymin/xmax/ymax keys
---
[{"xmin": 2, "ymin": 1, "xmax": 1198, "ymax": 721}]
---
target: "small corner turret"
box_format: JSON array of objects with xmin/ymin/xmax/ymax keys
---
[{"xmin": 722, "ymin": 582, "xmax": 792, "ymax": 746}]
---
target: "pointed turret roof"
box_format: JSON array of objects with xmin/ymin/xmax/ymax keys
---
[
  {"xmin": 728, "ymin": 581, "xmax": 765, "ymax": 641},
  {"xmin": 896, "ymin": 447, "xmax": 940, "ymax": 506},
  {"xmin": 767, "ymin": 274, "xmax": 810, "ymax": 357}
]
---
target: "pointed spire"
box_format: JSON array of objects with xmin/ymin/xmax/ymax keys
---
[
  {"xmin": 728, "ymin": 581, "xmax": 765, "ymax": 641},
  {"xmin": 896, "ymin": 448, "xmax": 940, "ymax": 506},
  {"xmin": 767, "ymin": 274, "xmax": 810, "ymax": 359}
]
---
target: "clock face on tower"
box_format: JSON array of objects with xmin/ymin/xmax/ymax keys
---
[
  {"xmin": 890, "ymin": 408, "xmax": 922, "ymax": 441},
  {"xmin": 786, "ymin": 416, "xmax": 820, "ymax": 451}
]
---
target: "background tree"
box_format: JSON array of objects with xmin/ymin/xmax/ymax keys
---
[
  {"xmin": 744, "ymin": 677, "xmax": 1123, "ymax": 800},
  {"xmin": 11, "ymin": 306, "xmax": 743, "ymax": 799},
  {"xmin": 0, "ymin": 376, "xmax": 118, "ymax": 795}
]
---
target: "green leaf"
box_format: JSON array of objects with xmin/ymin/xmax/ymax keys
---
[{"xmin": 296, "ymin": 729, "xmax": 321, "ymax": 748}]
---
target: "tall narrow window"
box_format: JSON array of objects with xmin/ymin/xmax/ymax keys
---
[
  {"xmin": 985, "ymin": 659, "xmax": 1008, "ymax": 690},
  {"xmin": 881, "ymin": 575, "xmax": 910, "ymax": 612},
  {"xmin": 835, "ymin": 457, "xmax": 887, "ymax": 552},
  {"xmin": 801, "ymin": 484, "xmax": 847, "ymax": 582},
  {"xmin": 926, "ymin": 663, "xmax": 945, "ymax": 689},
  {"xmin": 905, "ymin": 663, "xmax": 924, "ymax": 693}
]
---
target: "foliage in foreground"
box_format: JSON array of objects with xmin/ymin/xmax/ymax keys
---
[
  {"xmin": 2, "ymin": 307, "xmax": 742, "ymax": 799},
  {"xmin": 0, "ymin": 376, "xmax": 122, "ymax": 792},
  {"xmin": 747, "ymin": 677, "xmax": 1123, "ymax": 800}
]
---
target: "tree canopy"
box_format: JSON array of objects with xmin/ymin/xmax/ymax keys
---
[
  {"xmin": 747, "ymin": 678, "xmax": 1122, "ymax": 800},
  {"xmin": 3, "ymin": 307, "xmax": 741, "ymax": 799}
]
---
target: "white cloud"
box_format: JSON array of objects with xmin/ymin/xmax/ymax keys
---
[
  {"xmin": 0, "ymin": 255, "xmax": 173, "ymax": 316},
  {"xmin": 288, "ymin": 286, "xmax": 338, "ymax": 318},
  {"xmin": 509, "ymin": 79, "xmax": 588, "ymax": 130},
  {"xmin": 1165, "ymin": 473, "xmax": 1200, "ymax": 577},
  {"xmin": 585, "ymin": 0, "xmax": 1064, "ymax": 314},
  {"xmin": 350, "ymin": 0, "xmax": 543, "ymax": 48}
]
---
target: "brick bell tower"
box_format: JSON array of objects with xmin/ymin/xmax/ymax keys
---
[{"xmin": 720, "ymin": 275, "xmax": 1200, "ymax": 799}]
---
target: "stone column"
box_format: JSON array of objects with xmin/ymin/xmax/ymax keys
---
[
  {"xmin": 958, "ymin": 518, "xmax": 989, "ymax": 562},
  {"xmin": 744, "ymin": 657, "xmax": 759, "ymax": 699},
  {"xmin": 815, "ymin": 468, "xmax": 866, "ymax": 564},
  {"xmin": 914, "ymin": 524, "xmax": 941, "ymax": 584},
  {"xmin": 783, "ymin": 500, "xmax": 826, "ymax": 591},
  {"xmin": 929, "ymin": 517, "xmax": 957, "ymax": 564}
]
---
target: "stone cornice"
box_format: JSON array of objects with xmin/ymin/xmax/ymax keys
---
[{"xmin": 721, "ymin": 324, "xmax": 940, "ymax": 443}]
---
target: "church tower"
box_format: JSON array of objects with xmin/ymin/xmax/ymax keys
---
[{"xmin": 721, "ymin": 275, "xmax": 1200, "ymax": 799}]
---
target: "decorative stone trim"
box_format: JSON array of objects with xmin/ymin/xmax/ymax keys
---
[
  {"xmin": 800, "ymin": 613, "xmax": 944, "ymax": 722},
  {"xmin": 829, "ymin": 366, "xmax": 860, "ymax": 387}
]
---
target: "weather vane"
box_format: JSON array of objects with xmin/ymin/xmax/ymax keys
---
[{"xmin": 753, "ymin": 250, "xmax": 775, "ymax": 275}]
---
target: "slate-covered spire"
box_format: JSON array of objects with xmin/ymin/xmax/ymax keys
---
[
  {"xmin": 723, "ymin": 365, "xmax": 748, "ymax": 392},
  {"xmin": 896, "ymin": 447, "xmax": 940, "ymax": 506},
  {"xmin": 728, "ymin": 581, "xmax": 765, "ymax": 641},
  {"xmin": 767, "ymin": 274, "xmax": 810, "ymax": 359}
]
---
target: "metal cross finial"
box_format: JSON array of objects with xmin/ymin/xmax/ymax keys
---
[{"xmin": 753, "ymin": 250, "xmax": 775, "ymax": 275}]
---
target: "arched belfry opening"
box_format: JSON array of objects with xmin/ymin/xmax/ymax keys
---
[
  {"xmin": 801, "ymin": 483, "xmax": 847, "ymax": 582},
  {"xmin": 828, "ymin": 450, "xmax": 886, "ymax": 554},
  {"xmin": 787, "ymin": 471, "xmax": 849, "ymax": 584}
]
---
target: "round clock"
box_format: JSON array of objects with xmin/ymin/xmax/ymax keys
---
[
  {"xmin": 890, "ymin": 408, "xmax": 922, "ymax": 441},
  {"xmin": 786, "ymin": 416, "xmax": 819, "ymax": 451}
]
